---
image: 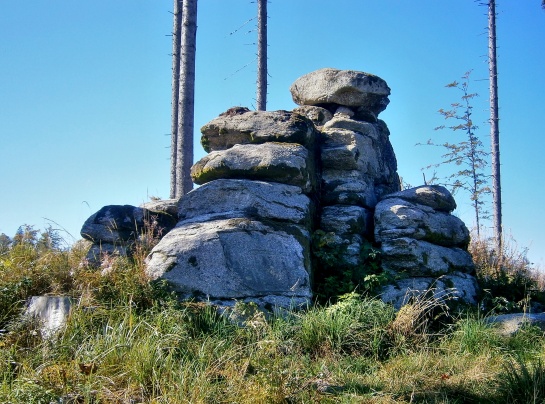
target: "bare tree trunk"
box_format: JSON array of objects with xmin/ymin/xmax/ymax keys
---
[
  {"xmin": 488, "ymin": 0, "xmax": 502, "ymax": 252},
  {"xmin": 175, "ymin": 0, "xmax": 197, "ymax": 198},
  {"xmin": 256, "ymin": 0, "xmax": 267, "ymax": 111},
  {"xmin": 170, "ymin": 0, "xmax": 182, "ymax": 199}
]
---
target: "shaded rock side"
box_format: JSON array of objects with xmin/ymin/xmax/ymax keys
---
[
  {"xmin": 81, "ymin": 205, "xmax": 177, "ymax": 244},
  {"xmin": 292, "ymin": 105, "xmax": 333, "ymax": 128},
  {"xmin": 290, "ymin": 68, "xmax": 391, "ymax": 115},
  {"xmin": 140, "ymin": 198, "xmax": 180, "ymax": 218},
  {"xmin": 191, "ymin": 142, "xmax": 316, "ymax": 193},
  {"xmin": 177, "ymin": 179, "xmax": 313, "ymax": 227},
  {"xmin": 200, "ymin": 109, "xmax": 316, "ymax": 153},
  {"xmin": 319, "ymin": 121, "xmax": 400, "ymax": 208},
  {"xmin": 145, "ymin": 219, "xmax": 312, "ymax": 304},
  {"xmin": 320, "ymin": 205, "xmax": 372, "ymax": 238}
]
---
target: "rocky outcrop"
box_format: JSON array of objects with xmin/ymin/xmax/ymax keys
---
[
  {"xmin": 292, "ymin": 69, "xmax": 400, "ymax": 270},
  {"xmin": 147, "ymin": 108, "xmax": 317, "ymax": 309},
  {"xmin": 374, "ymin": 185, "xmax": 478, "ymax": 307},
  {"xmin": 82, "ymin": 68, "xmax": 478, "ymax": 312}
]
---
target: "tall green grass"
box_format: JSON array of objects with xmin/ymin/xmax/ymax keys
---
[{"xmin": 1, "ymin": 226, "xmax": 545, "ymax": 402}]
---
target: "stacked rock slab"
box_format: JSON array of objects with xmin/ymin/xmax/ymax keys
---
[
  {"xmin": 80, "ymin": 202, "xmax": 177, "ymax": 267},
  {"xmin": 375, "ymin": 186, "xmax": 479, "ymax": 309},
  {"xmin": 290, "ymin": 68, "xmax": 400, "ymax": 266},
  {"xmin": 145, "ymin": 107, "xmax": 317, "ymax": 310}
]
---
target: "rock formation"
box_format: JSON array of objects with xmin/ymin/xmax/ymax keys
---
[
  {"xmin": 374, "ymin": 186, "xmax": 479, "ymax": 309},
  {"xmin": 82, "ymin": 68, "xmax": 480, "ymax": 311}
]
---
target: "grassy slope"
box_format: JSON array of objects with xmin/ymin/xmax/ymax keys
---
[{"xmin": 1, "ymin": 229, "xmax": 544, "ymax": 403}]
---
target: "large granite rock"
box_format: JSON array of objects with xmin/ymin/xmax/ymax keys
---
[
  {"xmin": 380, "ymin": 238, "xmax": 474, "ymax": 276},
  {"xmin": 375, "ymin": 197, "xmax": 470, "ymax": 247},
  {"xmin": 290, "ymin": 68, "xmax": 391, "ymax": 115},
  {"xmin": 177, "ymin": 179, "xmax": 313, "ymax": 227},
  {"xmin": 200, "ymin": 109, "xmax": 315, "ymax": 152},
  {"xmin": 25, "ymin": 296, "xmax": 73, "ymax": 339},
  {"xmin": 78, "ymin": 68, "xmax": 479, "ymax": 313},
  {"xmin": 145, "ymin": 218, "xmax": 311, "ymax": 306},
  {"xmin": 380, "ymin": 185, "xmax": 457, "ymax": 213},
  {"xmin": 191, "ymin": 142, "xmax": 315, "ymax": 193}
]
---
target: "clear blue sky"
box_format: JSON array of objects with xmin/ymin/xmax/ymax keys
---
[{"xmin": 1, "ymin": 1, "xmax": 544, "ymax": 267}]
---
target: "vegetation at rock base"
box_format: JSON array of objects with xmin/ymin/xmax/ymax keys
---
[{"xmin": 1, "ymin": 225, "xmax": 545, "ymax": 402}]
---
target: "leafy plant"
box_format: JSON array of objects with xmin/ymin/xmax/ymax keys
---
[{"xmin": 311, "ymin": 230, "xmax": 387, "ymax": 302}]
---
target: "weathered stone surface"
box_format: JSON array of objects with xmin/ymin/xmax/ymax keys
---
[
  {"xmin": 323, "ymin": 117, "xmax": 380, "ymax": 139},
  {"xmin": 81, "ymin": 205, "xmax": 177, "ymax": 243},
  {"xmin": 178, "ymin": 179, "xmax": 312, "ymax": 226},
  {"xmin": 290, "ymin": 68, "xmax": 391, "ymax": 115},
  {"xmin": 200, "ymin": 109, "xmax": 315, "ymax": 153},
  {"xmin": 380, "ymin": 238, "xmax": 475, "ymax": 276},
  {"xmin": 334, "ymin": 106, "xmax": 355, "ymax": 118},
  {"xmin": 140, "ymin": 199, "xmax": 180, "ymax": 218},
  {"xmin": 381, "ymin": 272, "xmax": 479, "ymax": 310},
  {"xmin": 321, "ymin": 169, "xmax": 378, "ymax": 208},
  {"xmin": 382, "ymin": 185, "xmax": 456, "ymax": 213},
  {"xmin": 191, "ymin": 142, "xmax": 315, "ymax": 193},
  {"xmin": 374, "ymin": 197, "xmax": 470, "ymax": 247},
  {"xmin": 320, "ymin": 205, "xmax": 371, "ymax": 237},
  {"xmin": 321, "ymin": 128, "xmax": 382, "ymax": 175},
  {"xmin": 292, "ymin": 105, "xmax": 332, "ymax": 127},
  {"xmin": 25, "ymin": 296, "xmax": 73, "ymax": 339},
  {"xmin": 486, "ymin": 313, "xmax": 545, "ymax": 336},
  {"xmin": 145, "ymin": 219, "xmax": 311, "ymax": 303}
]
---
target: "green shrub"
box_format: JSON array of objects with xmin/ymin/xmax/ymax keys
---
[
  {"xmin": 311, "ymin": 230, "xmax": 388, "ymax": 302},
  {"xmin": 445, "ymin": 315, "xmax": 503, "ymax": 355},
  {"xmin": 295, "ymin": 293, "xmax": 394, "ymax": 358},
  {"xmin": 471, "ymin": 233, "xmax": 545, "ymax": 314}
]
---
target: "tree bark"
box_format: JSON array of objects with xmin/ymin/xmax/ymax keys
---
[
  {"xmin": 488, "ymin": 0, "xmax": 502, "ymax": 252},
  {"xmin": 256, "ymin": 0, "xmax": 267, "ymax": 111},
  {"xmin": 175, "ymin": 0, "xmax": 197, "ymax": 198},
  {"xmin": 170, "ymin": 0, "xmax": 182, "ymax": 199}
]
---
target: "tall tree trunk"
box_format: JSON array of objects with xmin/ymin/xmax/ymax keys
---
[
  {"xmin": 170, "ymin": 0, "xmax": 182, "ymax": 199},
  {"xmin": 256, "ymin": 0, "xmax": 267, "ymax": 111},
  {"xmin": 488, "ymin": 0, "xmax": 502, "ymax": 252},
  {"xmin": 175, "ymin": 0, "xmax": 197, "ymax": 198}
]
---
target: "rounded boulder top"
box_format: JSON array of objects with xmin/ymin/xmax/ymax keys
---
[{"xmin": 290, "ymin": 68, "xmax": 391, "ymax": 115}]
